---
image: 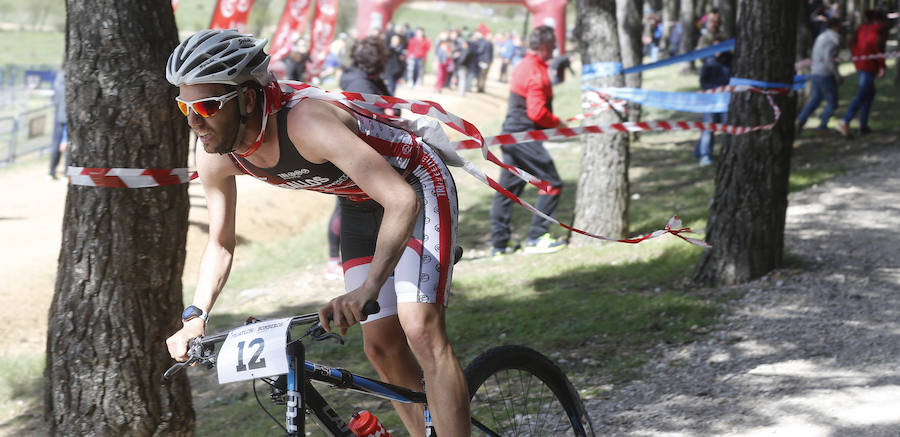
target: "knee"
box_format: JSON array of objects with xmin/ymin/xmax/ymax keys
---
[
  {"xmin": 363, "ymin": 335, "xmax": 409, "ymax": 366},
  {"xmin": 403, "ymin": 319, "xmax": 451, "ymax": 367}
]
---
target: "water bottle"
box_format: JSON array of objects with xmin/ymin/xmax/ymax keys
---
[{"xmin": 348, "ymin": 410, "xmax": 392, "ymax": 437}]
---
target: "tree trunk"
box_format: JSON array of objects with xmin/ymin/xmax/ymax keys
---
[
  {"xmin": 716, "ymin": 0, "xmax": 737, "ymax": 38},
  {"xmin": 693, "ymin": 0, "xmax": 798, "ymax": 286},
  {"xmin": 573, "ymin": 0, "xmax": 630, "ymax": 244},
  {"xmin": 679, "ymin": 0, "xmax": 698, "ymax": 72},
  {"xmin": 44, "ymin": 1, "xmax": 194, "ymax": 435},
  {"xmin": 616, "ymin": 0, "xmax": 644, "ymax": 124},
  {"xmin": 661, "ymin": 0, "xmax": 680, "ymax": 55}
]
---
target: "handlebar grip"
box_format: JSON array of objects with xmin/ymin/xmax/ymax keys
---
[
  {"xmin": 362, "ymin": 300, "xmax": 380, "ymax": 317},
  {"xmin": 326, "ymin": 300, "xmax": 380, "ymax": 322}
]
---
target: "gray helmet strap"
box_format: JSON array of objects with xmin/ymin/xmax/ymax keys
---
[{"xmin": 221, "ymin": 86, "xmax": 251, "ymax": 155}]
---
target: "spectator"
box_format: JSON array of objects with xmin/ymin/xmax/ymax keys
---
[
  {"xmin": 797, "ymin": 18, "xmax": 843, "ymax": 136},
  {"xmin": 490, "ymin": 25, "xmax": 568, "ymax": 257},
  {"xmin": 434, "ymin": 39, "xmax": 453, "ymax": 93},
  {"xmin": 48, "ymin": 66, "xmax": 66, "ymax": 179},
  {"xmin": 668, "ymin": 21, "xmax": 683, "ymax": 57},
  {"xmin": 472, "ymin": 31, "xmax": 493, "ymax": 93},
  {"xmin": 697, "ymin": 7, "xmax": 727, "ymax": 49},
  {"xmin": 644, "ymin": 13, "xmax": 663, "ymax": 62},
  {"xmin": 498, "ymin": 32, "xmax": 514, "ymax": 83},
  {"xmin": 838, "ymin": 9, "xmax": 887, "ymax": 136},
  {"xmin": 329, "ymin": 36, "xmax": 392, "ymax": 280},
  {"xmin": 382, "ymin": 34, "xmax": 406, "ymax": 96},
  {"xmin": 694, "ymin": 37, "xmax": 732, "ymax": 167},
  {"xmin": 405, "ymin": 27, "xmax": 431, "ymax": 88},
  {"xmin": 511, "ymin": 34, "xmax": 526, "ymax": 66},
  {"xmin": 453, "ymin": 39, "xmax": 476, "ymax": 96},
  {"xmin": 283, "ymin": 39, "xmax": 310, "ymax": 82}
]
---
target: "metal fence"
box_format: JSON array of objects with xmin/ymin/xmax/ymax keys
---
[
  {"xmin": 0, "ymin": 103, "xmax": 55, "ymax": 165},
  {"xmin": 0, "ymin": 65, "xmax": 59, "ymax": 165}
]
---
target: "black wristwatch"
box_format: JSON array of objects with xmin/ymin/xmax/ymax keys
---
[{"xmin": 181, "ymin": 305, "xmax": 209, "ymax": 324}]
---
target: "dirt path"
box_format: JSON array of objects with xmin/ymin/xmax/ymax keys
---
[{"xmin": 586, "ymin": 135, "xmax": 900, "ymax": 436}]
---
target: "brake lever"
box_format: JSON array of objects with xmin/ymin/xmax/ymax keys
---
[
  {"xmin": 163, "ymin": 337, "xmax": 215, "ymax": 380},
  {"xmin": 301, "ymin": 322, "xmax": 344, "ymax": 344}
]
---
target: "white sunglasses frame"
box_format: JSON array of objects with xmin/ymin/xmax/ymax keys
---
[{"xmin": 174, "ymin": 90, "xmax": 239, "ymax": 117}]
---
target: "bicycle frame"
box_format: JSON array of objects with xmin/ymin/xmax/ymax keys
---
[{"xmin": 285, "ymin": 338, "xmax": 428, "ymax": 436}]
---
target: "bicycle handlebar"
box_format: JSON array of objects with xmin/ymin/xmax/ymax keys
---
[{"xmin": 163, "ymin": 300, "xmax": 381, "ymax": 380}]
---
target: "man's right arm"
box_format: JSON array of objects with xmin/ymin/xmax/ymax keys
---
[{"xmin": 165, "ymin": 149, "xmax": 239, "ymax": 361}]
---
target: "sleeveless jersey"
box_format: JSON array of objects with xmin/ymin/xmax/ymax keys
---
[{"xmin": 227, "ymin": 100, "xmax": 423, "ymax": 202}]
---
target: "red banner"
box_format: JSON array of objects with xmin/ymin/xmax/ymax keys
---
[
  {"xmin": 305, "ymin": 0, "xmax": 338, "ymax": 77},
  {"xmin": 209, "ymin": 0, "xmax": 255, "ymax": 32},
  {"xmin": 269, "ymin": 0, "xmax": 312, "ymax": 62}
]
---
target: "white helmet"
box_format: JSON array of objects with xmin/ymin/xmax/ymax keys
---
[{"xmin": 167, "ymin": 29, "xmax": 270, "ymax": 87}]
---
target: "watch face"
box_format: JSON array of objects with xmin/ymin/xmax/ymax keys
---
[{"xmin": 182, "ymin": 305, "xmax": 203, "ymax": 321}]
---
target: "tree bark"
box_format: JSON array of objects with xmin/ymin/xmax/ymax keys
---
[
  {"xmin": 616, "ymin": 0, "xmax": 644, "ymax": 124},
  {"xmin": 679, "ymin": 0, "xmax": 699, "ymax": 71},
  {"xmin": 693, "ymin": 0, "xmax": 798, "ymax": 286},
  {"xmin": 716, "ymin": 0, "xmax": 737, "ymax": 38},
  {"xmin": 44, "ymin": 1, "xmax": 194, "ymax": 435},
  {"xmin": 573, "ymin": 0, "xmax": 630, "ymax": 244}
]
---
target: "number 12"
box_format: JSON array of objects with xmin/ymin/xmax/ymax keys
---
[{"xmin": 235, "ymin": 338, "xmax": 266, "ymax": 372}]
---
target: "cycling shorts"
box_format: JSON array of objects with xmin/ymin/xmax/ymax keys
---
[{"xmin": 340, "ymin": 143, "xmax": 458, "ymax": 323}]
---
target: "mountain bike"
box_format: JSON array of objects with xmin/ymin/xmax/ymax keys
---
[{"xmin": 165, "ymin": 301, "xmax": 595, "ymax": 436}]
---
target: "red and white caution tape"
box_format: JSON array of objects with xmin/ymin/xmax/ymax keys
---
[
  {"xmin": 67, "ymin": 166, "xmax": 197, "ymax": 188},
  {"xmin": 794, "ymin": 50, "xmax": 900, "ymax": 69},
  {"xmin": 456, "ymin": 88, "xmax": 781, "ymax": 151}
]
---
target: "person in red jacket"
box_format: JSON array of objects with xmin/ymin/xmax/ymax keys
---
[
  {"xmin": 489, "ymin": 25, "xmax": 568, "ymax": 256},
  {"xmin": 838, "ymin": 9, "xmax": 887, "ymax": 136},
  {"xmin": 405, "ymin": 27, "xmax": 431, "ymax": 89}
]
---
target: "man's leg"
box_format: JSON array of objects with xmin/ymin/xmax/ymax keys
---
[
  {"xmin": 398, "ymin": 303, "xmax": 470, "ymax": 437},
  {"xmin": 361, "ymin": 317, "xmax": 427, "ymax": 436},
  {"xmin": 842, "ymin": 72, "xmax": 866, "ymax": 128},
  {"xmin": 857, "ymin": 71, "xmax": 876, "ymax": 130},
  {"xmin": 490, "ymin": 147, "xmax": 527, "ymax": 250},
  {"xmin": 818, "ymin": 76, "xmax": 838, "ymax": 130},
  {"xmin": 797, "ymin": 75, "xmax": 824, "ymax": 129}
]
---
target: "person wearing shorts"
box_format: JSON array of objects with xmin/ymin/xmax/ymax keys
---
[{"xmin": 164, "ymin": 29, "xmax": 469, "ymax": 436}]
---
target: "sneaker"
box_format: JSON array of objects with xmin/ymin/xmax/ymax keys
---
[
  {"xmin": 491, "ymin": 244, "xmax": 521, "ymax": 259},
  {"xmin": 859, "ymin": 125, "xmax": 872, "ymax": 135},
  {"xmin": 523, "ymin": 234, "xmax": 567, "ymax": 254},
  {"xmin": 698, "ymin": 156, "xmax": 712, "ymax": 167},
  {"xmin": 837, "ymin": 120, "xmax": 849, "ymax": 137},
  {"xmin": 325, "ymin": 258, "xmax": 342, "ymax": 280}
]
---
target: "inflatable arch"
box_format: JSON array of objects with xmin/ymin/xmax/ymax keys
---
[{"xmin": 356, "ymin": 0, "xmax": 568, "ymax": 53}]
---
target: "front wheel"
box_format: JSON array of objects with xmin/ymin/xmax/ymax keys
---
[{"xmin": 464, "ymin": 345, "xmax": 595, "ymax": 436}]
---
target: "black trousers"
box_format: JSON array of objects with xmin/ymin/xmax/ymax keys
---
[{"xmin": 489, "ymin": 140, "xmax": 562, "ymax": 248}]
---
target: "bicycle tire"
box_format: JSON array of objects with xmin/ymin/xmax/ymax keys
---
[{"xmin": 464, "ymin": 345, "xmax": 595, "ymax": 437}]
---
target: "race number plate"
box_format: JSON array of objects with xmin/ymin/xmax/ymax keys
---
[{"xmin": 216, "ymin": 317, "xmax": 292, "ymax": 384}]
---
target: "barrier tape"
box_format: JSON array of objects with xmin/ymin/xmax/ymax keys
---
[
  {"xmin": 67, "ymin": 167, "xmax": 198, "ymax": 188},
  {"xmin": 456, "ymin": 86, "xmax": 782, "ymax": 151},
  {"xmin": 794, "ymin": 50, "xmax": 900, "ymax": 69}
]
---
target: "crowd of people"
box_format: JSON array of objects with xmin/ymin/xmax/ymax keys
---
[{"xmin": 275, "ymin": 22, "xmax": 534, "ymax": 96}]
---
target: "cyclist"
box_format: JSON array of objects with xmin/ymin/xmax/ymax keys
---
[{"xmin": 164, "ymin": 29, "xmax": 470, "ymax": 436}]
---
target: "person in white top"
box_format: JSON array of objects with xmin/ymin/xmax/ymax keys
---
[{"xmin": 797, "ymin": 18, "xmax": 843, "ymax": 135}]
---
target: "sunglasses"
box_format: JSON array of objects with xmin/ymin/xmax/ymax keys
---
[{"xmin": 175, "ymin": 90, "xmax": 238, "ymax": 118}]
